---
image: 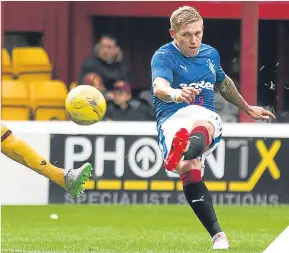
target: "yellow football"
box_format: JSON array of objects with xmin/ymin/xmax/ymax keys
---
[{"xmin": 65, "ymin": 85, "xmax": 107, "ymax": 125}]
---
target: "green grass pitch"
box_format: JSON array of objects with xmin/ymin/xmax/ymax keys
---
[{"xmin": 2, "ymin": 205, "xmax": 289, "ymax": 253}]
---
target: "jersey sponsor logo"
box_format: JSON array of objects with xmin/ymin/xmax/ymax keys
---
[{"xmin": 179, "ymin": 81, "xmax": 214, "ymax": 90}]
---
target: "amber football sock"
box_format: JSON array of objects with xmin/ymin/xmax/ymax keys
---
[{"xmin": 1, "ymin": 130, "xmax": 65, "ymax": 188}]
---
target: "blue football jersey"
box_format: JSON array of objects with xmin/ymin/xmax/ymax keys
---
[{"xmin": 151, "ymin": 42, "xmax": 226, "ymax": 129}]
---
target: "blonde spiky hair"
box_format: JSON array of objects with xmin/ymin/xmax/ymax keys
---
[{"xmin": 170, "ymin": 6, "xmax": 202, "ymax": 31}]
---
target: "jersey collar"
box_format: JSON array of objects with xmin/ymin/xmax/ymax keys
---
[{"xmin": 171, "ymin": 41, "xmax": 200, "ymax": 57}]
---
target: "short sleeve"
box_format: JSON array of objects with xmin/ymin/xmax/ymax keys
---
[
  {"xmin": 151, "ymin": 52, "xmax": 173, "ymax": 84},
  {"xmin": 215, "ymin": 50, "xmax": 226, "ymax": 84}
]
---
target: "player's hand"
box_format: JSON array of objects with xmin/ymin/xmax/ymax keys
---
[
  {"xmin": 247, "ymin": 106, "xmax": 276, "ymax": 122},
  {"xmin": 177, "ymin": 87, "xmax": 202, "ymax": 104}
]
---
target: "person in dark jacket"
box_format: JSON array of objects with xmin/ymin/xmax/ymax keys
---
[
  {"xmin": 105, "ymin": 81, "xmax": 155, "ymax": 121},
  {"xmin": 78, "ymin": 34, "xmax": 129, "ymax": 91}
]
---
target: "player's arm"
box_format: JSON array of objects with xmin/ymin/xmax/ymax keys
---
[
  {"xmin": 153, "ymin": 77, "xmax": 175, "ymax": 102},
  {"xmin": 153, "ymin": 77, "xmax": 201, "ymax": 104},
  {"xmin": 153, "ymin": 77, "xmax": 194, "ymax": 104},
  {"xmin": 216, "ymin": 75, "xmax": 275, "ymax": 121},
  {"xmin": 214, "ymin": 49, "xmax": 275, "ymax": 121},
  {"xmin": 215, "ymin": 75, "xmax": 251, "ymax": 113},
  {"xmin": 152, "ymin": 54, "xmax": 200, "ymax": 104}
]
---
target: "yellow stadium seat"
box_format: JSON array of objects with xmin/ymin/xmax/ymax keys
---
[
  {"xmin": 12, "ymin": 47, "xmax": 52, "ymax": 83},
  {"xmin": 34, "ymin": 108, "xmax": 68, "ymax": 121},
  {"xmin": 2, "ymin": 48, "xmax": 15, "ymax": 80},
  {"xmin": 29, "ymin": 80, "xmax": 68, "ymax": 121},
  {"xmin": 2, "ymin": 107, "xmax": 30, "ymax": 120},
  {"xmin": 1, "ymin": 80, "xmax": 31, "ymax": 120}
]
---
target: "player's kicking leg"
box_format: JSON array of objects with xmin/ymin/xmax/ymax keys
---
[
  {"xmin": 164, "ymin": 120, "xmax": 229, "ymax": 250},
  {"xmin": 1, "ymin": 124, "xmax": 92, "ymax": 197}
]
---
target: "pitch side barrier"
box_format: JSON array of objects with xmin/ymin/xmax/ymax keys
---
[{"xmin": 1, "ymin": 121, "xmax": 288, "ymax": 205}]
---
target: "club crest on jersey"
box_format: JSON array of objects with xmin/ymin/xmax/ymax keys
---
[
  {"xmin": 179, "ymin": 81, "xmax": 214, "ymax": 90},
  {"xmin": 206, "ymin": 59, "xmax": 216, "ymax": 76}
]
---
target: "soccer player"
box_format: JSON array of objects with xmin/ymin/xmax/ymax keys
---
[
  {"xmin": 151, "ymin": 6, "xmax": 275, "ymax": 250},
  {"xmin": 1, "ymin": 123, "xmax": 92, "ymax": 197}
]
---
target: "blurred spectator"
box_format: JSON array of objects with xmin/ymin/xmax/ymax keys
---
[
  {"xmin": 81, "ymin": 72, "xmax": 116, "ymax": 101},
  {"xmin": 105, "ymin": 81, "xmax": 155, "ymax": 121},
  {"xmin": 78, "ymin": 34, "xmax": 129, "ymax": 92},
  {"xmin": 82, "ymin": 72, "xmax": 106, "ymax": 93},
  {"xmin": 138, "ymin": 90, "xmax": 153, "ymax": 108},
  {"xmin": 275, "ymin": 111, "xmax": 289, "ymax": 123}
]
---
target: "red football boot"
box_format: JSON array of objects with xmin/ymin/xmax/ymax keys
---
[{"xmin": 164, "ymin": 128, "xmax": 190, "ymax": 171}]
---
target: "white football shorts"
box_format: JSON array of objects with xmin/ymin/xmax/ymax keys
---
[{"xmin": 158, "ymin": 105, "xmax": 223, "ymax": 171}]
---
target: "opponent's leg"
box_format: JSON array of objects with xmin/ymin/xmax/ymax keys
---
[{"xmin": 1, "ymin": 126, "xmax": 92, "ymax": 197}]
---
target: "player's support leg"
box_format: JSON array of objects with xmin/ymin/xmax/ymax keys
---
[
  {"xmin": 1, "ymin": 125, "xmax": 92, "ymax": 197},
  {"xmin": 166, "ymin": 121, "xmax": 229, "ymax": 249},
  {"xmin": 179, "ymin": 160, "xmax": 229, "ymax": 249}
]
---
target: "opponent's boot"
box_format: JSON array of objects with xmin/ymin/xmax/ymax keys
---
[{"xmin": 64, "ymin": 162, "xmax": 93, "ymax": 197}]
